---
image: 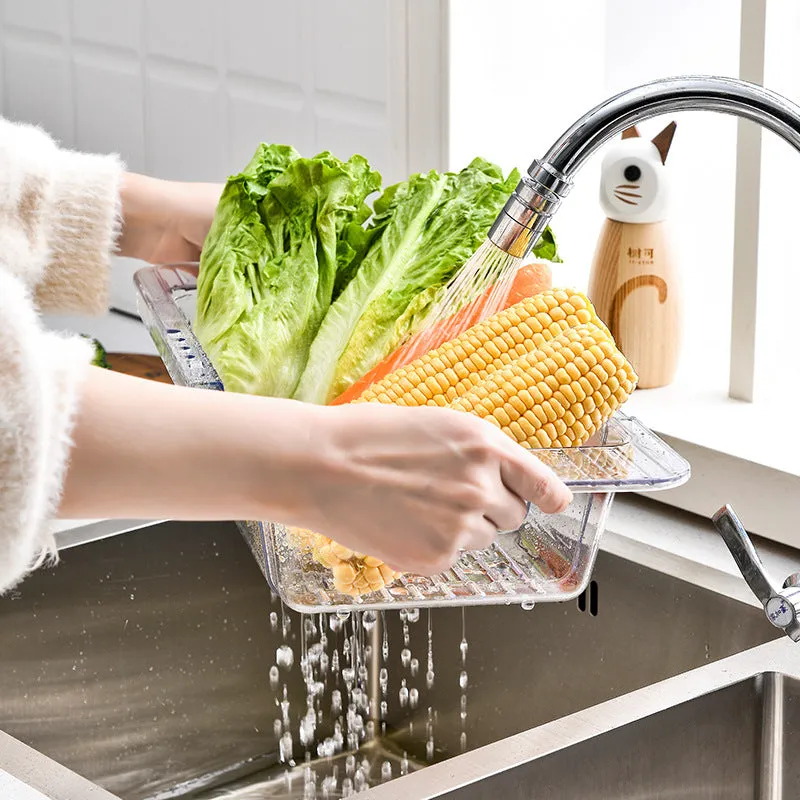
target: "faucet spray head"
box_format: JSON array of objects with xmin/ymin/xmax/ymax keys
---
[
  {"xmin": 488, "ymin": 161, "xmax": 573, "ymax": 258},
  {"xmin": 488, "ymin": 75, "xmax": 800, "ymax": 260}
]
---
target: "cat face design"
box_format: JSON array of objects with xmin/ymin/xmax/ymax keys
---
[{"xmin": 599, "ymin": 123, "xmax": 676, "ymax": 224}]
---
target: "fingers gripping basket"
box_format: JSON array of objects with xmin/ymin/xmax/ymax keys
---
[{"xmin": 135, "ymin": 263, "xmax": 690, "ymax": 613}]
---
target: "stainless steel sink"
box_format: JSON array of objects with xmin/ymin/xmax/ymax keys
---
[
  {"xmin": 0, "ymin": 519, "xmax": 778, "ymax": 799},
  {"xmin": 421, "ymin": 672, "xmax": 800, "ymax": 800},
  {"xmin": 368, "ymin": 639, "xmax": 800, "ymax": 800}
]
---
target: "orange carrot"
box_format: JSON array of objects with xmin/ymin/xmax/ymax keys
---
[{"xmin": 331, "ymin": 261, "xmax": 552, "ymax": 405}]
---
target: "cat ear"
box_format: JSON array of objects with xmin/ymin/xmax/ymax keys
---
[
  {"xmin": 621, "ymin": 126, "xmax": 640, "ymax": 140},
  {"xmin": 652, "ymin": 121, "xmax": 677, "ymax": 164}
]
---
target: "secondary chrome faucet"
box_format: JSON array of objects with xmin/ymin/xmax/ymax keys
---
[
  {"xmin": 487, "ymin": 75, "xmax": 800, "ymax": 639},
  {"xmin": 488, "ymin": 75, "xmax": 800, "ymax": 258},
  {"xmin": 713, "ymin": 505, "xmax": 800, "ymax": 642}
]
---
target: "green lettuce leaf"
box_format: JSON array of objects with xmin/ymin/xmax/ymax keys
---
[
  {"xmin": 294, "ymin": 158, "xmax": 522, "ymax": 404},
  {"xmin": 195, "ymin": 145, "xmax": 380, "ymax": 396}
]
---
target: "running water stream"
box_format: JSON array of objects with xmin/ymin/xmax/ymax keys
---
[{"xmin": 254, "ymin": 598, "xmax": 471, "ymax": 799}]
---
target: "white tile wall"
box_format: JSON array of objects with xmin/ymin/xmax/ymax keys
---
[{"xmin": 0, "ymin": 0, "xmax": 412, "ymax": 341}]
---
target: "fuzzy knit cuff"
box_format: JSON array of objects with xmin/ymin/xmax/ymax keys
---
[
  {"xmin": 35, "ymin": 147, "xmax": 124, "ymax": 314},
  {"xmin": 0, "ymin": 272, "xmax": 92, "ymax": 595},
  {"xmin": 0, "ymin": 117, "xmax": 124, "ymax": 314}
]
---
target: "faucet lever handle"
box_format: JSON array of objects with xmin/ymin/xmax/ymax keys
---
[{"xmin": 712, "ymin": 504, "xmax": 800, "ymax": 641}]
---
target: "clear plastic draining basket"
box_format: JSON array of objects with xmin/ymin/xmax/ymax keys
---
[{"xmin": 135, "ymin": 263, "xmax": 691, "ymax": 613}]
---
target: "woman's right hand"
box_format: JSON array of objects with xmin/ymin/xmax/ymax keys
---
[
  {"xmin": 61, "ymin": 369, "xmax": 571, "ymax": 577},
  {"xmin": 291, "ymin": 403, "xmax": 573, "ymax": 576}
]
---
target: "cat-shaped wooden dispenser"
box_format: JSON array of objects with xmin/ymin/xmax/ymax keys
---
[{"xmin": 587, "ymin": 122, "xmax": 680, "ymax": 389}]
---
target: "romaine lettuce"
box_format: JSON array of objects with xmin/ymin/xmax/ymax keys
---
[
  {"xmin": 195, "ymin": 145, "xmax": 380, "ymax": 396},
  {"xmin": 294, "ymin": 158, "xmax": 522, "ymax": 403}
]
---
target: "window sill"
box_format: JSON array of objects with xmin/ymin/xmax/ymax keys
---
[
  {"xmin": 622, "ymin": 384, "xmax": 800, "ymax": 548},
  {"xmin": 624, "ymin": 383, "xmax": 799, "ymax": 477}
]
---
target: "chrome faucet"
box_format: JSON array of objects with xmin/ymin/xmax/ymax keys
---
[
  {"xmin": 713, "ymin": 505, "xmax": 800, "ymax": 642},
  {"xmin": 488, "ymin": 75, "xmax": 800, "ymax": 258},
  {"xmin": 487, "ymin": 75, "xmax": 800, "ymax": 639}
]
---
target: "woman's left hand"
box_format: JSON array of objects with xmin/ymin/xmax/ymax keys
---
[{"xmin": 117, "ymin": 173, "xmax": 222, "ymax": 264}]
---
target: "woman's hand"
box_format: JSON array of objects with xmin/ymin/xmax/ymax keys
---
[
  {"xmin": 117, "ymin": 173, "xmax": 222, "ymax": 264},
  {"xmin": 60, "ymin": 370, "xmax": 572, "ymax": 577},
  {"xmin": 296, "ymin": 403, "xmax": 573, "ymax": 575}
]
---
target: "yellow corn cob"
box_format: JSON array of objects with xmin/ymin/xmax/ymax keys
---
[
  {"xmin": 290, "ymin": 528, "xmax": 402, "ymax": 596},
  {"xmin": 355, "ymin": 289, "xmax": 608, "ymax": 408},
  {"xmin": 451, "ymin": 324, "xmax": 637, "ymax": 448}
]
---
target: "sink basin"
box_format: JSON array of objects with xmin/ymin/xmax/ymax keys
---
[
  {"xmin": 0, "ymin": 519, "xmax": 778, "ymax": 799},
  {"xmin": 472, "ymin": 672, "xmax": 798, "ymax": 799},
  {"xmin": 398, "ymin": 671, "xmax": 800, "ymax": 799}
]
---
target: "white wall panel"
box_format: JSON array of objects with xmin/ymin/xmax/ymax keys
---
[{"xmin": 0, "ymin": 0, "xmax": 428, "ymax": 329}]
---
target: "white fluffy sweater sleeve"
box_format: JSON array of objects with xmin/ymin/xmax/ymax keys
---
[{"xmin": 0, "ymin": 118, "xmax": 123, "ymax": 594}]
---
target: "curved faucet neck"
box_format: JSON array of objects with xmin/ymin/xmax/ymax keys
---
[{"xmin": 489, "ymin": 75, "xmax": 800, "ymax": 258}]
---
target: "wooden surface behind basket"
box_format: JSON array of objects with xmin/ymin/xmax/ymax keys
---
[{"xmin": 106, "ymin": 353, "xmax": 173, "ymax": 384}]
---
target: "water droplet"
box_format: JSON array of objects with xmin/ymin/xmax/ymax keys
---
[
  {"xmin": 410, "ymin": 658, "xmax": 419, "ymax": 677},
  {"xmin": 319, "ymin": 652, "xmax": 329, "ymax": 675},
  {"xmin": 399, "ymin": 681, "xmax": 409, "ymax": 707},
  {"xmin": 401, "ymin": 648, "xmax": 411, "ymax": 668},
  {"xmin": 281, "ymin": 697, "xmax": 291, "ymax": 727},
  {"xmin": 380, "ymin": 699, "xmax": 388, "ymax": 717},
  {"xmin": 521, "ymin": 599, "xmax": 536, "ymax": 611},
  {"xmin": 460, "ymin": 638, "xmax": 468, "ymax": 660},
  {"xmin": 400, "ymin": 753, "xmax": 410, "ymax": 776},
  {"xmin": 460, "ymin": 694, "xmax": 467, "ymax": 712},
  {"xmin": 354, "ymin": 767, "xmax": 368, "ymax": 792},
  {"xmin": 328, "ymin": 614, "xmax": 341, "ymax": 633},
  {"xmin": 273, "ymin": 718, "xmax": 282, "ymax": 737},
  {"xmin": 321, "ymin": 774, "xmax": 338, "ymax": 797},
  {"xmin": 300, "ymin": 710, "xmax": 316, "ymax": 747},
  {"xmin": 342, "ymin": 667, "xmax": 355, "ymax": 688},
  {"xmin": 459, "ymin": 670, "xmax": 468, "ymax": 690},
  {"xmin": 357, "ymin": 664, "xmax": 368, "ymax": 684},
  {"xmin": 332, "ymin": 651, "xmax": 340, "ymax": 673},
  {"xmin": 426, "ymin": 738, "xmax": 435, "ymax": 762},
  {"xmin": 269, "ymin": 665, "xmax": 280, "ymax": 689},
  {"xmin": 341, "ymin": 777, "xmax": 354, "ymax": 797},
  {"xmin": 270, "ymin": 611, "xmax": 279, "ymax": 632},
  {"xmin": 426, "ymin": 669, "xmax": 435, "ymax": 689},
  {"xmin": 130, "ymin": 593, "xmax": 135, "ymax": 600},
  {"xmin": 460, "ymin": 731, "xmax": 468, "ymax": 751},
  {"xmin": 409, "ymin": 687, "xmax": 419, "ymax": 709},
  {"xmin": 331, "ymin": 689, "xmax": 342, "ymax": 716},
  {"xmin": 379, "ymin": 667, "xmax": 388, "ymax": 692},
  {"xmin": 336, "ymin": 610, "xmax": 351, "ymax": 622},
  {"xmin": 361, "ymin": 609, "xmax": 377, "ymax": 631},
  {"xmin": 406, "ymin": 608, "xmax": 420, "ymax": 623},
  {"xmin": 308, "ymin": 642, "xmax": 324, "ymax": 663},
  {"xmin": 279, "ymin": 731, "xmax": 293, "ymax": 763},
  {"xmin": 345, "ymin": 754, "xmax": 356, "ymax": 777},
  {"xmin": 304, "ymin": 617, "xmax": 317, "ymax": 637},
  {"xmin": 276, "ymin": 645, "xmax": 294, "ymax": 669},
  {"xmin": 382, "ymin": 638, "xmax": 389, "ymax": 661},
  {"xmin": 333, "ymin": 722, "xmax": 344, "ymax": 751},
  {"xmin": 381, "ymin": 760, "xmax": 393, "ymax": 781}
]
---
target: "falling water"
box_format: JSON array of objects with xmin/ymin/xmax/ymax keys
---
[
  {"xmin": 260, "ymin": 603, "xmax": 479, "ymax": 797},
  {"xmin": 425, "ymin": 610, "xmax": 435, "ymax": 690},
  {"xmin": 459, "ymin": 607, "xmax": 469, "ymax": 752}
]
